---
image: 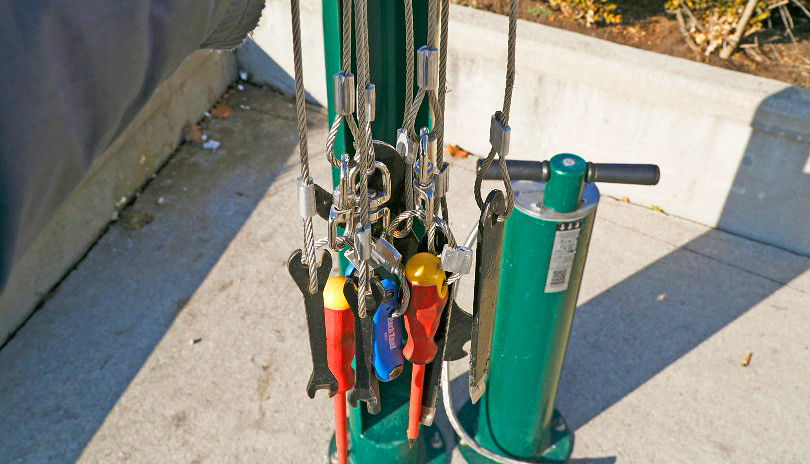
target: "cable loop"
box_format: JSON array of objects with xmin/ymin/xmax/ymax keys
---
[{"xmin": 473, "ymin": 0, "xmax": 518, "ymax": 224}]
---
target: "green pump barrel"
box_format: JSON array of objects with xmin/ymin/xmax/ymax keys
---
[{"xmin": 475, "ymin": 154, "xmax": 599, "ymax": 460}]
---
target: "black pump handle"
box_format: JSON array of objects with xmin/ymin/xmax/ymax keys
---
[{"xmin": 477, "ymin": 159, "xmax": 660, "ymax": 186}]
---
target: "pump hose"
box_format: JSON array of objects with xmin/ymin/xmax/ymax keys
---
[{"xmin": 440, "ymin": 226, "xmax": 538, "ymax": 464}]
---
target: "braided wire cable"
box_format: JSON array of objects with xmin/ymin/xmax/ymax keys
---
[
  {"xmin": 437, "ymin": 0, "xmax": 450, "ymax": 224},
  {"xmin": 438, "ymin": 0, "xmax": 451, "ymax": 222},
  {"xmin": 501, "ymin": 0, "xmax": 518, "ymax": 125},
  {"xmin": 341, "ymin": 0, "xmax": 353, "ymax": 71},
  {"xmin": 473, "ymin": 0, "xmax": 518, "ymax": 221},
  {"xmin": 326, "ymin": 115, "xmax": 343, "ymax": 167},
  {"xmin": 384, "ymin": 209, "xmax": 425, "ymax": 241},
  {"xmin": 335, "ymin": 0, "xmax": 362, "ymax": 146},
  {"xmin": 403, "ymin": 0, "xmax": 415, "ymax": 130},
  {"xmin": 427, "ymin": 0, "xmax": 437, "ymax": 48},
  {"xmin": 353, "ymin": 0, "xmax": 375, "ymax": 318},
  {"xmin": 436, "ymin": 0, "xmax": 448, "ymax": 167},
  {"xmin": 427, "ymin": 91, "xmax": 444, "ymax": 152},
  {"xmin": 404, "ymin": 89, "xmax": 426, "ymax": 138},
  {"xmin": 290, "ymin": 0, "xmax": 318, "ymax": 293},
  {"xmin": 397, "ymin": 0, "xmax": 418, "ymax": 238}
]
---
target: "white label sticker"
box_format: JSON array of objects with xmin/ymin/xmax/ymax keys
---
[{"xmin": 544, "ymin": 221, "xmax": 581, "ymax": 293}]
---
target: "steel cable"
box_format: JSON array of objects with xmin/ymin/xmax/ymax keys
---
[
  {"xmin": 290, "ymin": 0, "xmax": 319, "ymax": 293},
  {"xmin": 473, "ymin": 0, "xmax": 517, "ymax": 222}
]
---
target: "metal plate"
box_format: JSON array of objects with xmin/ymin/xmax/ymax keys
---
[{"xmin": 469, "ymin": 190, "xmax": 506, "ymax": 404}]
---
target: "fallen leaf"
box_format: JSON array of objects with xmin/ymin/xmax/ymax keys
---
[
  {"xmin": 119, "ymin": 210, "xmax": 154, "ymax": 230},
  {"xmin": 620, "ymin": 196, "xmax": 630, "ymax": 203},
  {"xmin": 446, "ymin": 144, "xmax": 469, "ymax": 159},
  {"xmin": 183, "ymin": 123, "xmax": 202, "ymax": 144},
  {"xmin": 210, "ymin": 102, "xmax": 233, "ymax": 119}
]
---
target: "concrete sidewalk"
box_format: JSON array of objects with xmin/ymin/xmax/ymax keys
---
[{"xmin": 1, "ymin": 87, "xmax": 808, "ymax": 464}]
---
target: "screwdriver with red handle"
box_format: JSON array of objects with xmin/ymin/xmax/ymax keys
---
[
  {"xmin": 402, "ymin": 252, "xmax": 449, "ymax": 447},
  {"xmin": 323, "ymin": 277, "xmax": 355, "ymax": 464}
]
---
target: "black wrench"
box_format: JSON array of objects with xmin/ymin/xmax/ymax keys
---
[
  {"xmin": 287, "ymin": 249, "xmax": 338, "ymax": 399},
  {"xmin": 344, "ymin": 278, "xmax": 384, "ymax": 414}
]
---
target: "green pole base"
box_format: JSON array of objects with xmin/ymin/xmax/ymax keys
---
[
  {"xmin": 327, "ymin": 423, "xmax": 447, "ymax": 464},
  {"xmin": 456, "ymin": 400, "xmax": 574, "ymax": 464}
]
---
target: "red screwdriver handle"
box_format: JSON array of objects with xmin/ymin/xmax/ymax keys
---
[
  {"xmin": 324, "ymin": 277, "xmax": 355, "ymax": 393},
  {"xmin": 402, "ymin": 252, "xmax": 449, "ymax": 446},
  {"xmin": 402, "ymin": 252, "xmax": 449, "ymax": 364},
  {"xmin": 403, "ymin": 285, "xmax": 448, "ymax": 363}
]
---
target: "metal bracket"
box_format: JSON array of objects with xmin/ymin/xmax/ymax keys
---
[
  {"xmin": 333, "ymin": 72, "xmax": 355, "ymax": 116},
  {"xmin": 355, "ymin": 224, "xmax": 372, "ymax": 261},
  {"xmin": 416, "ymin": 46, "xmax": 439, "ymax": 91},
  {"xmin": 440, "ymin": 245, "xmax": 472, "ymax": 275},
  {"xmin": 346, "ymin": 236, "xmax": 401, "ymax": 275},
  {"xmin": 297, "ymin": 177, "xmax": 316, "ymax": 218},
  {"xmin": 433, "ymin": 162, "xmax": 450, "ymax": 200},
  {"xmin": 489, "ymin": 111, "xmax": 511, "ymax": 158},
  {"xmin": 415, "ymin": 128, "xmax": 437, "ymax": 187},
  {"xmin": 371, "ymin": 237, "xmax": 402, "ymax": 273},
  {"xmin": 396, "ymin": 129, "xmax": 416, "ymax": 166},
  {"xmin": 364, "ymin": 83, "xmax": 376, "ymax": 122}
]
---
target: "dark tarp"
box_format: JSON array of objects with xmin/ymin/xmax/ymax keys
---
[{"xmin": 0, "ymin": 0, "xmax": 265, "ymax": 289}]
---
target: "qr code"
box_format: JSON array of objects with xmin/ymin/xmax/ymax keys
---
[{"xmin": 550, "ymin": 270, "xmax": 567, "ymax": 285}]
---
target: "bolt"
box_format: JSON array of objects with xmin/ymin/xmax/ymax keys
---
[
  {"xmin": 430, "ymin": 431, "xmax": 443, "ymax": 449},
  {"xmin": 552, "ymin": 418, "xmax": 566, "ymax": 432},
  {"xmin": 562, "ymin": 158, "xmax": 576, "ymax": 167}
]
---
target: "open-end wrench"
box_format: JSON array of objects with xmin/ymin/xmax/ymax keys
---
[
  {"xmin": 287, "ymin": 249, "xmax": 339, "ymax": 399},
  {"xmin": 470, "ymin": 189, "xmax": 506, "ymax": 404},
  {"xmin": 344, "ymin": 278, "xmax": 384, "ymax": 414}
]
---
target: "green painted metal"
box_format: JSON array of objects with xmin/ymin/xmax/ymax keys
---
[
  {"xmin": 457, "ymin": 402, "xmax": 572, "ymax": 464},
  {"xmin": 329, "ymin": 363, "xmax": 447, "ymax": 463},
  {"xmin": 322, "ymin": 0, "xmax": 350, "ymax": 271},
  {"xmin": 543, "ymin": 154, "xmax": 587, "ymax": 213},
  {"xmin": 322, "ymin": 0, "xmax": 429, "ymax": 271},
  {"xmin": 467, "ymin": 154, "xmax": 600, "ymax": 462},
  {"xmin": 321, "ymin": 0, "xmax": 433, "ymax": 462}
]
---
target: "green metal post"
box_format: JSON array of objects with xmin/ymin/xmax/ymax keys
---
[
  {"xmin": 322, "ymin": 1, "xmax": 440, "ymax": 463},
  {"xmin": 459, "ymin": 154, "xmax": 599, "ymax": 463}
]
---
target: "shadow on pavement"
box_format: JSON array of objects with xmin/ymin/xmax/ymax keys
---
[
  {"xmin": 0, "ymin": 87, "xmax": 310, "ymax": 462},
  {"xmin": 557, "ymin": 87, "xmax": 810, "ymax": 429}
]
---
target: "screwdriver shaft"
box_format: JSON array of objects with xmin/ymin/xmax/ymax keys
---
[
  {"xmin": 408, "ymin": 364, "xmax": 426, "ymax": 445},
  {"xmin": 334, "ymin": 392, "xmax": 348, "ymax": 464}
]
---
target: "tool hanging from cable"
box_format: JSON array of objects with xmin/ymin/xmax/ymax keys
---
[
  {"xmin": 323, "ymin": 277, "xmax": 356, "ymax": 464},
  {"xmin": 286, "ymin": 0, "xmax": 490, "ymax": 450},
  {"xmin": 401, "ymin": 252, "xmax": 449, "ymax": 447},
  {"xmin": 284, "ymin": 0, "xmax": 666, "ymax": 462}
]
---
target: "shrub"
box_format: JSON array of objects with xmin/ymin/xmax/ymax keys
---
[
  {"xmin": 666, "ymin": 1, "xmax": 771, "ymax": 55},
  {"xmin": 665, "ymin": 0, "xmax": 809, "ymax": 56},
  {"xmin": 547, "ymin": 0, "xmax": 622, "ymax": 27}
]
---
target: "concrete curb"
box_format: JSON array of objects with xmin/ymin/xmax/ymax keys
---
[
  {"xmin": 0, "ymin": 51, "xmax": 237, "ymax": 345},
  {"xmin": 240, "ymin": 1, "xmax": 810, "ymax": 255}
]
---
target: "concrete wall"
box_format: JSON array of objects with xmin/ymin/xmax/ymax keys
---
[
  {"xmin": 239, "ymin": 1, "xmax": 810, "ymax": 256},
  {"xmin": 0, "ymin": 51, "xmax": 237, "ymax": 345},
  {"xmin": 238, "ymin": 0, "xmax": 327, "ymax": 105}
]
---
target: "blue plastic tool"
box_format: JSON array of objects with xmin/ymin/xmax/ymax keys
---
[{"xmin": 345, "ymin": 266, "xmax": 404, "ymax": 382}]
